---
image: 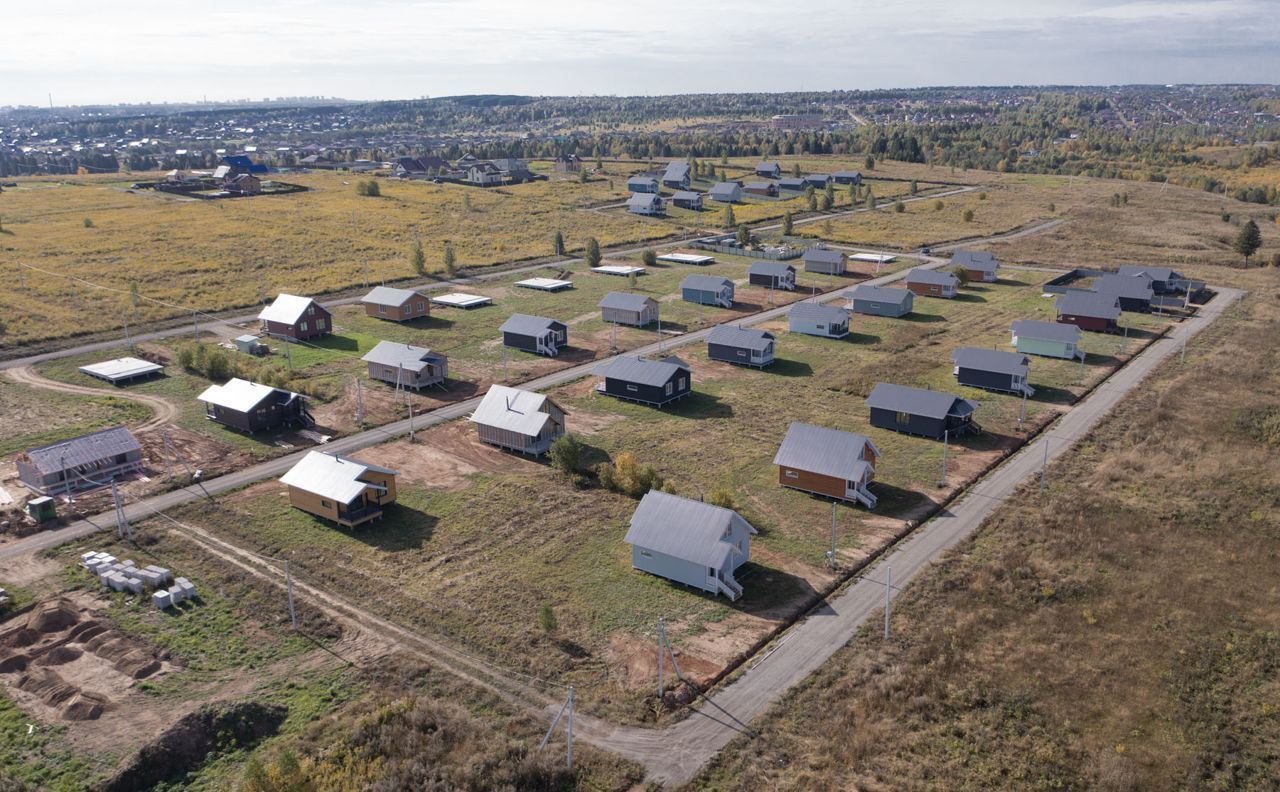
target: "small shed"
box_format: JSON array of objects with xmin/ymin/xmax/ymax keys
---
[
  {"xmin": 258, "ymin": 294, "xmax": 331, "ymax": 341},
  {"xmin": 951, "ymin": 348, "xmax": 1034, "ymax": 395},
  {"xmin": 234, "ymin": 335, "xmax": 267, "ymax": 355},
  {"xmin": 599, "ymin": 292, "xmax": 659, "ymax": 327},
  {"xmin": 593, "ymin": 356, "xmax": 691, "ymax": 407},
  {"xmin": 361, "ymin": 286, "xmax": 430, "ymax": 322},
  {"xmin": 707, "ymin": 325, "xmax": 775, "ymax": 368},
  {"xmin": 361, "ymin": 341, "xmax": 448, "ymax": 389},
  {"xmin": 708, "ymin": 182, "xmax": 743, "ymax": 203},
  {"xmin": 197, "ymin": 378, "xmax": 310, "ymax": 432},
  {"xmin": 833, "ymin": 170, "xmax": 863, "ymax": 185},
  {"xmin": 16, "ymin": 426, "xmax": 144, "ymax": 496},
  {"xmin": 905, "ymin": 268, "xmax": 959, "ymax": 299},
  {"xmin": 1094, "ymin": 274, "xmax": 1154, "ymax": 312},
  {"xmin": 279, "ymin": 451, "xmax": 398, "ymax": 528},
  {"xmin": 744, "ymin": 181, "xmax": 778, "ymax": 197},
  {"xmin": 789, "ymin": 302, "xmax": 849, "ymax": 338},
  {"xmin": 671, "ymin": 191, "xmax": 704, "ymax": 210},
  {"xmin": 844, "ymin": 284, "xmax": 913, "ymax": 317},
  {"xmin": 627, "ymin": 175, "xmax": 659, "ymax": 194},
  {"xmin": 1056, "ymin": 291, "xmax": 1121, "ymax": 332},
  {"xmin": 627, "ymin": 193, "xmax": 666, "ymax": 216},
  {"xmin": 755, "ymin": 162, "xmax": 782, "ymax": 178},
  {"xmin": 681, "ymin": 275, "xmax": 735, "ymax": 308},
  {"xmin": 950, "ymin": 250, "xmax": 999, "ymax": 282},
  {"xmin": 1011, "ymin": 319, "xmax": 1085, "ymax": 360},
  {"xmin": 624, "ymin": 491, "xmax": 756, "ymax": 600},
  {"xmin": 801, "ymin": 247, "xmax": 847, "ymax": 275},
  {"xmin": 865, "ymin": 382, "xmax": 978, "ymax": 439},
  {"xmin": 748, "ymin": 261, "xmax": 796, "ymax": 291},
  {"xmin": 773, "ymin": 422, "xmax": 879, "ymax": 507},
  {"xmin": 470, "ymin": 385, "xmax": 567, "ymax": 455},
  {"xmin": 500, "ymin": 314, "xmax": 568, "ymax": 356}
]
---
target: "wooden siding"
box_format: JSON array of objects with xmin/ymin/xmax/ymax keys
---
[
  {"xmin": 366, "ymin": 361, "xmax": 446, "ymax": 389},
  {"xmin": 364, "ymin": 299, "xmax": 429, "ymax": 322},
  {"xmin": 906, "ymin": 282, "xmax": 955, "ymax": 299},
  {"xmin": 778, "ymin": 466, "xmax": 852, "ymax": 500},
  {"xmin": 601, "ymin": 305, "xmax": 658, "ymax": 326},
  {"xmin": 1057, "ymin": 314, "xmax": 1115, "ymax": 332}
]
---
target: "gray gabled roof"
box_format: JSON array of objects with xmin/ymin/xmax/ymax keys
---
[
  {"xmin": 469, "ymin": 385, "xmax": 562, "ymax": 437},
  {"xmin": 627, "ymin": 175, "xmax": 658, "ymax": 187},
  {"xmin": 593, "ymin": 355, "xmax": 689, "ymax": 387},
  {"xmin": 707, "ymin": 325, "xmax": 775, "ymax": 351},
  {"xmin": 772, "ymin": 422, "xmax": 878, "ymax": 481},
  {"xmin": 682, "ymin": 275, "xmax": 733, "ymax": 292},
  {"xmin": 866, "ymin": 383, "xmax": 977, "ymax": 420},
  {"xmin": 500, "ymin": 313, "xmax": 564, "ymax": 336},
  {"xmin": 778, "ymin": 178, "xmax": 806, "ymax": 189},
  {"xmin": 671, "ymin": 190, "xmax": 702, "ymax": 202},
  {"xmin": 756, "ymin": 161, "xmax": 781, "ymax": 171},
  {"xmin": 624, "ymin": 491, "xmax": 756, "ymax": 568},
  {"xmin": 361, "ymin": 286, "xmax": 423, "ymax": 308},
  {"xmin": 1094, "ymin": 274, "xmax": 1154, "ymax": 300},
  {"xmin": 749, "ymin": 261, "xmax": 795, "ymax": 277},
  {"xmin": 627, "ymin": 193, "xmax": 663, "ymax": 208},
  {"xmin": 907, "ymin": 268, "xmax": 959, "ymax": 286},
  {"xmin": 745, "ymin": 181, "xmax": 774, "ymax": 191},
  {"xmin": 845, "ymin": 284, "xmax": 912, "ymax": 306},
  {"xmin": 802, "ymin": 247, "xmax": 845, "ymax": 264},
  {"xmin": 599, "ymin": 291, "xmax": 657, "ymax": 312},
  {"xmin": 708, "ymin": 182, "xmax": 740, "ymax": 198},
  {"xmin": 790, "ymin": 301, "xmax": 849, "ymax": 322},
  {"xmin": 1011, "ymin": 319, "xmax": 1081, "ymax": 344},
  {"xmin": 360, "ymin": 340, "xmax": 445, "ymax": 373},
  {"xmin": 950, "ymin": 250, "xmax": 999, "ymax": 272},
  {"xmin": 1117, "ymin": 264, "xmax": 1180, "ymax": 281},
  {"xmin": 21, "ymin": 426, "xmax": 141, "ymax": 476},
  {"xmin": 663, "ymin": 161, "xmax": 690, "ymax": 180},
  {"xmin": 951, "ymin": 347, "xmax": 1030, "ymax": 376},
  {"xmin": 1056, "ymin": 291, "xmax": 1121, "ymax": 319},
  {"xmin": 833, "ymin": 170, "xmax": 862, "ymax": 179}
]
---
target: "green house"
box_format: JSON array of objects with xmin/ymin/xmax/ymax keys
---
[{"xmin": 1010, "ymin": 319, "xmax": 1085, "ymax": 361}]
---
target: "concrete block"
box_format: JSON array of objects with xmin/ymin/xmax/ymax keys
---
[
  {"xmin": 108, "ymin": 573, "xmax": 128, "ymax": 592},
  {"xmin": 98, "ymin": 571, "xmax": 114, "ymax": 588},
  {"xmin": 168, "ymin": 585, "xmax": 185, "ymax": 604},
  {"xmin": 152, "ymin": 590, "xmax": 172, "ymax": 610},
  {"xmin": 99, "ymin": 554, "xmax": 117, "ymax": 566},
  {"xmin": 126, "ymin": 578, "xmax": 144, "ymax": 595},
  {"xmin": 120, "ymin": 559, "xmax": 135, "ymax": 568},
  {"xmin": 178, "ymin": 580, "xmax": 196, "ymax": 598}
]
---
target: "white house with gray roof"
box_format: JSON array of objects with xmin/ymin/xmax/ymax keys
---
[
  {"xmin": 627, "ymin": 192, "xmax": 666, "ymax": 216},
  {"xmin": 360, "ymin": 341, "xmax": 448, "ymax": 389},
  {"xmin": 789, "ymin": 301, "xmax": 850, "ymax": 338},
  {"xmin": 801, "ymin": 246, "xmax": 847, "ymax": 275},
  {"xmin": 708, "ymin": 181, "xmax": 743, "ymax": 203},
  {"xmin": 624, "ymin": 490, "xmax": 756, "ymax": 601}
]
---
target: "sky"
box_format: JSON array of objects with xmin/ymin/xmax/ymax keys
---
[{"xmin": 3, "ymin": 0, "xmax": 1278, "ymax": 106}]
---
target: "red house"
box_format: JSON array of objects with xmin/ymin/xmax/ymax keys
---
[
  {"xmin": 258, "ymin": 294, "xmax": 332, "ymax": 341},
  {"xmin": 1055, "ymin": 291, "xmax": 1121, "ymax": 332}
]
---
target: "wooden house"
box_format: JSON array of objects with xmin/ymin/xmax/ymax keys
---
[
  {"xmin": 258, "ymin": 294, "xmax": 331, "ymax": 341},
  {"xmin": 624, "ymin": 491, "xmax": 756, "ymax": 601},
  {"xmin": 361, "ymin": 341, "xmax": 448, "ymax": 389},
  {"xmin": 627, "ymin": 193, "xmax": 666, "ymax": 216},
  {"xmin": 197, "ymin": 378, "xmax": 310, "ymax": 432},
  {"xmin": 671, "ymin": 191, "xmax": 704, "ymax": 210},
  {"xmin": 470, "ymin": 385, "xmax": 566, "ymax": 455},
  {"xmin": 801, "ymin": 247, "xmax": 847, "ymax": 275},
  {"xmin": 744, "ymin": 181, "xmax": 779, "ymax": 197},
  {"xmin": 833, "ymin": 170, "xmax": 863, "ymax": 185},
  {"xmin": 1055, "ymin": 291, "xmax": 1121, "ymax": 332},
  {"xmin": 789, "ymin": 302, "xmax": 849, "ymax": 338},
  {"xmin": 707, "ymin": 325, "xmax": 775, "ymax": 368},
  {"xmin": 950, "ymin": 250, "xmax": 999, "ymax": 282},
  {"xmin": 279, "ymin": 451, "xmax": 398, "ymax": 528},
  {"xmin": 224, "ymin": 173, "xmax": 262, "ymax": 194},
  {"xmin": 1094, "ymin": 274, "xmax": 1154, "ymax": 312},
  {"xmin": 778, "ymin": 177, "xmax": 806, "ymax": 192},
  {"xmin": 755, "ymin": 162, "xmax": 782, "ymax": 178},
  {"xmin": 681, "ymin": 275, "xmax": 734, "ymax": 308},
  {"xmin": 553, "ymin": 154, "xmax": 583, "ymax": 172},
  {"xmin": 662, "ymin": 161, "xmax": 691, "ymax": 190},
  {"xmin": 844, "ymin": 284, "xmax": 913, "ymax": 317},
  {"xmin": 773, "ymin": 422, "xmax": 879, "ymax": 508},
  {"xmin": 905, "ymin": 268, "xmax": 959, "ymax": 299},
  {"xmin": 599, "ymin": 292, "xmax": 659, "ymax": 327},
  {"xmin": 803, "ymin": 174, "xmax": 834, "ymax": 189},
  {"xmin": 865, "ymin": 382, "xmax": 978, "ymax": 440},
  {"xmin": 626, "ymin": 175, "xmax": 659, "ymax": 193},
  {"xmin": 952, "ymin": 348, "xmax": 1034, "ymax": 395},
  {"xmin": 1011, "ymin": 319, "xmax": 1085, "ymax": 360},
  {"xmin": 748, "ymin": 261, "xmax": 796, "ymax": 290},
  {"xmin": 361, "ymin": 286, "xmax": 430, "ymax": 322},
  {"xmin": 593, "ymin": 356, "xmax": 691, "ymax": 407},
  {"xmin": 500, "ymin": 314, "xmax": 568, "ymax": 356},
  {"xmin": 708, "ymin": 182, "xmax": 742, "ymax": 203},
  {"xmin": 17, "ymin": 426, "xmax": 144, "ymax": 496}
]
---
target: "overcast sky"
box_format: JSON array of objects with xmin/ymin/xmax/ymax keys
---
[{"xmin": 4, "ymin": 0, "xmax": 1277, "ymax": 106}]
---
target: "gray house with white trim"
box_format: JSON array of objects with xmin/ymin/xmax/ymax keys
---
[
  {"xmin": 681, "ymin": 275, "xmax": 735, "ymax": 308},
  {"xmin": 866, "ymin": 382, "xmax": 978, "ymax": 439},
  {"xmin": 361, "ymin": 341, "xmax": 448, "ymax": 389},
  {"xmin": 593, "ymin": 355, "xmax": 691, "ymax": 407},
  {"xmin": 748, "ymin": 261, "xmax": 796, "ymax": 290},
  {"xmin": 801, "ymin": 247, "xmax": 847, "ymax": 275},
  {"xmin": 952, "ymin": 348, "xmax": 1034, "ymax": 396},
  {"xmin": 789, "ymin": 302, "xmax": 849, "ymax": 338},
  {"xmin": 708, "ymin": 182, "xmax": 743, "ymax": 203},
  {"xmin": 627, "ymin": 175, "xmax": 659, "ymax": 193},
  {"xmin": 844, "ymin": 284, "xmax": 913, "ymax": 317},
  {"xmin": 624, "ymin": 491, "xmax": 756, "ymax": 601},
  {"xmin": 627, "ymin": 193, "xmax": 666, "ymax": 216},
  {"xmin": 500, "ymin": 314, "xmax": 568, "ymax": 356},
  {"xmin": 599, "ymin": 292, "xmax": 659, "ymax": 326},
  {"xmin": 470, "ymin": 385, "xmax": 567, "ymax": 455}
]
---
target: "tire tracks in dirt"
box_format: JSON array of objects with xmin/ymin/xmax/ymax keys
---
[{"xmin": 5, "ymin": 366, "xmax": 179, "ymax": 433}]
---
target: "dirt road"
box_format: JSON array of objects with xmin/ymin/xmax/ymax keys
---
[{"xmin": 4, "ymin": 366, "xmax": 179, "ymax": 432}]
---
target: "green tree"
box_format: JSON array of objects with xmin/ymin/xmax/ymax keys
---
[
  {"xmin": 628, "ymin": 270, "xmax": 638, "ymax": 290},
  {"xmin": 893, "ymin": 200, "xmax": 905, "ymax": 213},
  {"xmin": 736, "ymin": 224, "xmax": 750, "ymax": 246},
  {"xmin": 1234, "ymin": 219, "xmax": 1262, "ymax": 265},
  {"xmin": 805, "ymin": 187, "xmax": 817, "ymax": 212},
  {"xmin": 83, "ymin": 217, "xmax": 94, "ymax": 228},
  {"xmin": 951, "ymin": 265, "xmax": 971, "ymax": 285},
  {"xmin": 934, "ymin": 199, "xmax": 944, "ymax": 211},
  {"xmin": 707, "ymin": 487, "xmax": 737, "ymax": 511},
  {"xmin": 553, "ymin": 230, "xmax": 565, "ymax": 257},
  {"xmin": 722, "ymin": 204, "xmax": 736, "ymax": 229},
  {"xmin": 585, "ymin": 237, "xmax": 601, "ymax": 267},
  {"xmin": 847, "ymin": 182, "xmax": 857, "ymax": 203},
  {"xmin": 909, "ymin": 180, "xmax": 918, "ymax": 196},
  {"xmin": 578, "ymin": 168, "xmax": 589, "ymax": 184},
  {"xmin": 864, "ymin": 155, "xmax": 875, "ymax": 170},
  {"xmin": 443, "ymin": 243, "xmax": 457, "ymax": 275},
  {"xmin": 641, "ymin": 249, "xmax": 657, "ymax": 267},
  {"xmin": 537, "ymin": 603, "xmax": 558, "ymax": 634},
  {"xmin": 782, "ymin": 210, "xmax": 794, "ymax": 236},
  {"xmin": 792, "ymin": 163, "xmax": 802, "ymax": 177},
  {"xmin": 410, "ymin": 240, "xmax": 425, "ymax": 276},
  {"xmin": 864, "ymin": 187, "xmax": 876, "ymax": 211},
  {"xmin": 549, "ymin": 433, "xmax": 584, "ymax": 476},
  {"xmin": 962, "ymin": 209, "xmax": 975, "ymax": 222},
  {"xmin": 1048, "ymin": 202, "xmax": 1056, "ymax": 213}
]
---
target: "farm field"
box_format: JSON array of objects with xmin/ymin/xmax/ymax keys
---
[
  {"xmin": 155, "ymin": 269, "xmax": 1175, "ymax": 723},
  {"xmin": 690, "ymin": 272, "xmax": 1280, "ymax": 791}
]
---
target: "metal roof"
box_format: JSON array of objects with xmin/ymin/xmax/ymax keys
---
[
  {"xmin": 756, "ymin": 161, "xmax": 781, "ymax": 171},
  {"xmin": 663, "ymin": 161, "xmax": 690, "ymax": 180},
  {"xmin": 1117, "ymin": 264, "xmax": 1179, "ymax": 281},
  {"xmin": 866, "ymin": 383, "xmax": 977, "ymax": 420},
  {"xmin": 745, "ymin": 181, "xmax": 775, "ymax": 191},
  {"xmin": 627, "ymin": 175, "xmax": 658, "ymax": 186},
  {"xmin": 500, "ymin": 313, "xmax": 564, "ymax": 336},
  {"xmin": 907, "ymin": 268, "xmax": 959, "ymax": 286},
  {"xmin": 833, "ymin": 170, "xmax": 862, "ymax": 179},
  {"xmin": 682, "ymin": 275, "xmax": 733, "ymax": 291},
  {"xmin": 790, "ymin": 301, "xmax": 849, "ymax": 322},
  {"xmin": 361, "ymin": 286, "xmax": 422, "ymax": 307},
  {"xmin": 708, "ymin": 182, "xmax": 740, "ymax": 198},
  {"xmin": 845, "ymin": 284, "xmax": 912, "ymax": 305},
  {"xmin": 627, "ymin": 193, "xmax": 663, "ymax": 208},
  {"xmin": 280, "ymin": 451, "xmax": 397, "ymax": 505},
  {"xmin": 671, "ymin": 190, "xmax": 702, "ymax": 201},
  {"xmin": 951, "ymin": 347, "xmax": 1030, "ymax": 376},
  {"xmin": 78, "ymin": 357, "xmax": 163, "ymax": 382},
  {"xmin": 197, "ymin": 378, "xmax": 293, "ymax": 413},
  {"xmin": 1011, "ymin": 319, "xmax": 1081, "ymax": 344},
  {"xmin": 21, "ymin": 426, "xmax": 141, "ymax": 476},
  {"xmin": 778, "ymin": 178, "xmax": 805, "ymax": 189},
  {"xmin": 1056, "ymin": 291, "xmax": 1121, "ymax": 319},
  {"xmin": 624, "ymin": 491, "xmax": 756, "ymax": 568},
  {"xmin": 749, "ymin": 261, "xmax": 795, "ymax": 277},
  {"xmin": 360, "ymin": 340, "xmax": 444, "ymax": 373},
  {"xmin": 707, "ymin": 325, "xmax": 775, "ymax": 351},
  {"xmin": 772, "ymin": 422, "xmax": 878, "ymax": 482},
  {"xmin": 470, "ymin": 385, "xmax": 559, "ymax": 437},
  {"xmin": 593, "ymin": 355, "xmax": 688, "ymax": 387},
  {"xmin": 1094, "ymin": 274, "xmax": 1154, "ymax": 300},
  {"xmin": 258, "ymin": 294, "xmax": 321, "ymax": 325},
  {"xmin": 950, "ymin": 250, "xmax": 999, "ymax": 272},
  {"xmin": 599, "ymin": 291, "xmax": 656, "ymax": 312},
  {"xmin": 802, "ymin": 247, "xmax": 845, "ymax": 264}
]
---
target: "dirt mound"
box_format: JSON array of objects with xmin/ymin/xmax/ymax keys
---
[
  {"xmin": 16, "ymin": 667, "xmax": 79, "ymax": 707},
  {"xmin": 0, "ymin": 652, "xmax": 29, "ymax": 673},
  {"xmin": 66, "ymin": 619, "xmax": 105, "ymax": 641},
  {"xmin": 0, "ymin": 627, "xmax": 40, "ymax": 648},
  {"xmin": 101, "ymin": 701, "xmax": 288, "ymax": 792},
  {"xmin": 63, "ymin": 691, "xmax": 109, "ymax": 721},
  {"xmin": 35, "ymin": 645, "xmax": 83, "ymax": 666},
  {"xmin": 27, "ymin": 600, "xmax": 79, "ymax": 633}
]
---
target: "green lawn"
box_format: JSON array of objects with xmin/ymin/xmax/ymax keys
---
[{"xmin": 0, "ymin": 378, "xmax": 150, "ymax": 456}]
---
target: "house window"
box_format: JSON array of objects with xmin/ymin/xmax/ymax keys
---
[
  {"xmin": 378, "ymin": 305, "xmax": 387, "ymax": 314},
  {"xmin": 307, "ymin": 306, "xmax": 315, "ymax": 316},
  {"xmin": 316, "ymin": 318, "xmax": 325, "ymax": 329},
  {"xmin": 665, "ymin": 382, "xmax": 673, "ymax": 396},
  {"xmin": 896, "ymin": 411, "xmax": 912, "ymax": 426},
  {"xmin": 736, "ymin": 350, "xmax": 747, "ymax": 358},
  {"xmin": 626, "ymin": 384, "xmax": 639, "ymax": 392},
  {"xmin": 416, "ymin": 302, "xmax": 425, "ymax": 312},
  {"xmin": 299, "ymin": 322, "xmax": 308, "ymax": 332},
  {"xmin": 640, "ymin": 550, "xmax": 653, "ymax": 558},
  {"xmin": 785, "ymin": 470, "xmax": 799, "ymax": 479},
  {"xmin": 678, "ymin": 377, "xmax": 687, "ymax": 390},
  {"xmin": 321, "ymin": 500, "xmax": 331, "ymax": 508}
]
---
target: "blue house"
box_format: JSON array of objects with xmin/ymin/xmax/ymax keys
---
[
  {"xmin": 627, "ymin": 175, "xmax": 659, "ymax": 194},
  {"xmin": 681, "ymin": 275, "xmax": 734, "ymax": 308},
  {"xmin": 844, "ymin": 284, "xmax": 913, "ymax": 317}
]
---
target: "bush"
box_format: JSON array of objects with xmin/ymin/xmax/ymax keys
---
[
  {"xmin": 951, "ymin": 265, "xmax": 971, "ymax": 285},
  {"xmin": 548, "ymin": 433, "xmax": 584, "ymax": 477},
  {"xmin": 706, "ymin": 487, "xmax": 737, "ymax": 511},
  {"xmin": 83, "ymin": 217, "xmax": 95, "ymax": 228},
  {"xmin": 641, "ymin": 249, "xmax": 657, "ymax": 267},
  {"xmin": 962, "ymin": 209, "xmax": 975, "ymax": 222},
  {"xmin": 893, "ymin": 200, "xmax": 905, "ymax": 213},
  {"xmin": 585, "ymin": 237, "xmax": 601, "ymax": 267},
  {"xmin": 597, "ymin": 452, "xmax": 664, "ymax": 498},
  {"xmin": 934, "ymin": 200, "xmax": 944, "ymax": 211},
  {"xmin": 355, "ymin": 179, "xmax": 380, "ymax": 197},
  {"xmin": 537, "ymin": 603, "xmax": 558, "ymax": 634}
]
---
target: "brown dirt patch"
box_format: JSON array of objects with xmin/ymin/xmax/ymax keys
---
[
  {"xmin": 604, "ymin": 632, "xmax": 722, "ymax": 692},
  {"xmin": 373, "ymin": 423, "xmax": 520, "ymax": 491}
]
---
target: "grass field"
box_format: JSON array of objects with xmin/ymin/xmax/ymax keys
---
[
  {"xmin": 0, "ymin": 377, "xmax": 150, "ymax": 456},
  {"xmin": 155, "ymin": 270, "xmax": 1173, "ymax": 723},
  {"xmin": 691, "ymin": 274, "xmax": 1280, "ymax": 791}
]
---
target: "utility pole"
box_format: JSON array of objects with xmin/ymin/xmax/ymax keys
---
[
  {"xmin": 566, "ymin": 686, "xmax": 574, "ymax": 769},
  {"xmin": 1018, "ymin": 389, "xmax": 1027, "ymax": 431},
  {"xmin": 657, "ymin": 617, "xmax": 665, "ymax": 700},
  {"xmin": 883, "ymin": 565, "xmax": 892, "ymax": 639},
  {"xmin": 355, "ymin": 378, "xmax": 364, "ymax": 425},
  {"xmin": 827, "ymin": 501, "xmax": 837, "ymax": 569},
  {"xmin": 112, "ymin": 481, "xmax": 130, "ymax": 540},
  {"xmin": 124, "ymin": 313, "xmax": 132, "ymax": 352},
  {"xmin": 938, "ymin": 429, "xmax": 949, "ymax": 487},
  {"xmin": 192, "ymin": 310, "xmax": 199, "ymax": 340},
  {"xmin": 284, "ymin": 341, "xmax": 292, "ymax": 369},
  {"xmin": 540, "ymin": 686, "xmax": 575, "ymax": 769},
  {"xmin": 1039, "ymin": 438, "xmax": 1049, "ymax": 495},
  {"xmin": 1180, "ymin": 331, "xmax": 1188, "ymax": 364},
  {"xmin": 1078, "ymin": 350, "xmax": 1086, "ymax": 384},
  {"xmin": 284, "ymin": 560, "xmax": 297, "ymax": 629}
]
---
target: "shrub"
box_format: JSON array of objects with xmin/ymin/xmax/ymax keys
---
[
  {"xmin": 355, "ymin": 179, "xmax": 380, "ymax": 197},
  {"xmin": 707, "ymin": 487, "xmax": 737, "ymax": 511},
  {"xmin": 962, "ymin": 209, "xmax": 975, "ymax": 222},
  {"xmin": 548, "ymin": 434, "xmax": 584, "ymax": 477},
  {"xmin": 597, "ymin": 452, "xmax": 664, "ymax": 498},
  {"xmin": 537, "ymin": 603, "xmax": 558, "ymax": 634},
  {"xmin": 978, "ymin": 192, "xmax": 987, "ymax": 201},
  {"xmin": 641, "ymin": 249, "xmax": 657, "ymax": 267},
  {"xmin": 934, "ymin": 200, "xmax": 944, "ymax": 211},
  {"xmin": 893, "ymin": 200, "xmax": 905, "ymax": 213},
  {"xmin": 83, "ymin": 217, "xmax": 94, "ymax": 228},
  {"xmin": 951, "ymin": 265, "xmax": 971, "ymax": 285},
  {"xmin": 585, "ymin": 237, "xmax": 601, "ymax": 267}
]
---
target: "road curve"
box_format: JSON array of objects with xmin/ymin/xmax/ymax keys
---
[{"xmin": 4, "ymin": 365, "xmax": 179, "ymax": 433}]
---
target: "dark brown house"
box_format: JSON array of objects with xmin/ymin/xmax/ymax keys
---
[{"xmin": 258, "ymin": 294, "xmax": 332, "ymax": 341}]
